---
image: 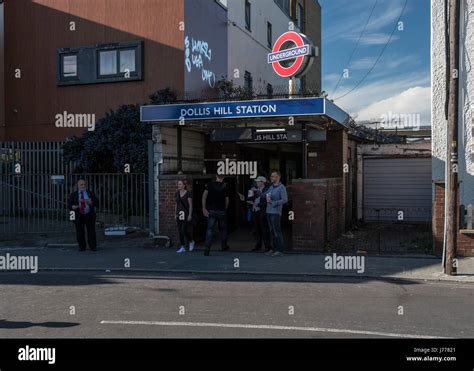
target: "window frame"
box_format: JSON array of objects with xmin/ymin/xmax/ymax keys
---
[
  {"xmin": 97, "ymin": 46, "xmax": 139, "ymax": 79},
  {"xmin": 59, "ymin": 53, "xmax": 79, "ymax": 82},
  {"xmin": 57, "ymin": 40, "xmax": 143, "ymax": 86},
  {"xmin": 267, "ymin": 21, "xmax": 273, "ymax": 49},
  {"xmin": 245, "ymin": 0, "xmax": 251, "ymax": 31}
]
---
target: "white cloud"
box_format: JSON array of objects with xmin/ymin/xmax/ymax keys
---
[
  {"xmin": 355, "ymin": 86, "xmax": 431, "ymax": 125},
  {"xmin": 333, "ymin": 72, "xmax": 430, "ymax": 110}
]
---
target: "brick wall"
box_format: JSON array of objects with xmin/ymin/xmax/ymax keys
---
[
  {"xmin": 158, "ymin": 176, "xmax": 183, "ymax": 245},
  {"xmin": 433, "ymin": 181, "xmax": 474, "ymax": 257},
  {"xmin": 291, "ymin": 178, "xmax": 344, "ymax": 250},
  {"xmin": 308, "ymin": 130, "xmax": 343, "ymax": 179}
]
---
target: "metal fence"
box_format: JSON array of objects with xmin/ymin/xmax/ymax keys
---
[
  {"xmin": 0, "ymin": 173, "xmax": 147, "ymax": 234},
  {"xmin": 326, "ymin": 207, "xmax": 433, "ymax": 255},
  {"xmin": 0, "ymin": 141, "xmax": 75, "ymax": 175}
]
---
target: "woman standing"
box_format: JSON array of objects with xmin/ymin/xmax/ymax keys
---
[{"xmin": 175, "ymin": 179, "xmax": 195, "ymax": 253}]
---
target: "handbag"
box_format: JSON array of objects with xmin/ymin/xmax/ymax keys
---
[{"xmin": 177, "ymin": 191, "xmax": 198, "ymax": 227}]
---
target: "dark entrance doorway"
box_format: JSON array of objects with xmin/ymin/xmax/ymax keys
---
[{"xmin": 197, "ymin": 140, "xmax": 300, "ymax": 250}]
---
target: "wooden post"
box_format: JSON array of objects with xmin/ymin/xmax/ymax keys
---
[{"xmin": 445, "ymin": 0, "xmax": 460, "ymax": 275}]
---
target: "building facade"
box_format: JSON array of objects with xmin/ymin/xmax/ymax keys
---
[{"xmin": 432, "ymin": 0, "xmax": 474, "ymax": 256}]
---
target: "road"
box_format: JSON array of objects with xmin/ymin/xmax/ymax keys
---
[{"xmin": 0, "ymin": 271, "xmax": 473, "ymax": 338}]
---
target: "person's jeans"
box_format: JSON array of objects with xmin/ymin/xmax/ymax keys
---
[
  {"xmin": 254, "ymin": 210, "xmax": 271, "ymax": 249},
  {"xmin": 205, "ymin": 211, "xmax": 228, "ymax": 249},
  {"xmin": 176, "ymin": 218, "xmax": 193, "ymax": 247},
  {"xmin": 267, "ymin": 213, "xmax": 284, "ymax": 252}
]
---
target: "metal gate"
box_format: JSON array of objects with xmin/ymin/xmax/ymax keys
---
[
  {"xmin": 0, "ymin": 173, "xmax": 147, "ymax": 234},
  {"xmin": 0, "ymin": 142, "xmax": 148, "ymax": 234}
]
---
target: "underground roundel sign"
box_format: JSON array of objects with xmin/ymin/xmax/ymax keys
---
[{"xmin": 268, "ymin": 31, "xmax": 315, "ymax": 78}]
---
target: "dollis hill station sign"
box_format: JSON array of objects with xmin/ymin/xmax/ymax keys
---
[{"xmin": 140, "ymin": 31, "xmax": 350, "ymax": 145}]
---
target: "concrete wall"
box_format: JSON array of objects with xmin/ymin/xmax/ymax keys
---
[
  {"xmin": 227, "ymin": 0, "xmax": 302, "ymax": 91},
  {"xmin": 302, "ymin": 0, "xmax": 321, "ymax": 92},
  {"xmin": 432, "ymin": 0, "xmax": 474, "ymax": 206},
  {"xmin": 184, "ymin": 0, "xmax": 228, "ymax": 94}
]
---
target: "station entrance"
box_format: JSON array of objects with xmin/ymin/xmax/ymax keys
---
[
  {"xmin": 191, "ymin": 140, "xmax": 302, "ymax": 247},
  {"xmin": 142, "ymin": 96, "xmax": 352, "ymax": 250}
]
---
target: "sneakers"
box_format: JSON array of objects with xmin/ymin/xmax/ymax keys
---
[
  {"xmin": 176, "ymin": 246, "xmax": 186, "ymax": 254},
  {"xmin": 264, "ymin": 250, "xmax": 275, "ymax": 256},
  {"xmin": 189, "ymin": 241, "xmax": 195, "ymax": 252},
  {"xmin": 271, "ymin": 251, "xmax": 284, "ymax": 257}
]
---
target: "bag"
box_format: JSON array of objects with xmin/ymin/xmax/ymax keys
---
[{"xmin": 177, "ymin": 191, "xmax": 198, "ymax": 227}]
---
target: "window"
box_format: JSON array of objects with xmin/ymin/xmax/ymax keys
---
[
  {"xmin": 274, "ymin": 0, "xmax": 290, "ymax": 17},
  {"xmin": 267, "ymin": 22, "xmax": 272, "ymax": 48},
  {"xmin": 244, "ymin": 71, "xmax": 253, "ymax": 93},
  {"xmin": 98, "ymin": 48, "xmax": 137, "ymax": 77},
  {"xmin": 297, "ymin": 3, "xmax": 304, "ymax": 31},
  {"xmin": 119, "ymin": 49, "xmax": 136, "ymax": 73},
  {"xmin": 267, "ymin": 83, "xmax": 273, "ymax": 98},
  {"xmin": 99, "ymin": 50, "xmax": 117, "ymax": 76},
  {"xmin": 61, "ymin": 54, "xmax": 77, "ymax": 79},
  {"xmin": 57, "ymin": 41, "xmax": 143, "ymax": 86},
  {"xmin": 245, "ymin": 0, "xmax": 251, "ymax": 31}
]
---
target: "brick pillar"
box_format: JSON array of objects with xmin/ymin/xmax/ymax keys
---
[
  {"xmin": 433, "ymin": 181, "xmax": 474, "ymax": 257},
  {"xmin": 291, "ymin": 178, "xmax": 344, "ymax": 250},
  {"xmin": 433, "ymin": 182, "xmax": 445, "ymax": 256}
]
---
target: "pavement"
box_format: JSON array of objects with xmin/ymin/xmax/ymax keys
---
[{"xmin": 0, "ymin": 238, "xmax": 473, "ymax": 283}]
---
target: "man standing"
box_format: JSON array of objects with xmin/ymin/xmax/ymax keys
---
[
  {"xmin": 68, "ymin": 179, "xmax": 99, "ymax": 251},
  {"xmin": 202, "ymin": 174, "xmax": 229, "ymax": 256},
  {"xmin": 265, "ymin": 171, "xmax": 288, "ymax": 257},
  {"xmin": 248, "ymin": 176, "xmax": 272, "ymax": 252}
]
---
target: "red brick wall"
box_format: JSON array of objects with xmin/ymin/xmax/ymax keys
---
[
  {"xmin": 158, "ymin": 177, "xmax": 182, "ymax": 245},
  {"xmin": 291, "ymin": 178, "xmax": 344, "ymax": 250},
  {"xmin": 308, "ymin": 130, "xmax": 343, "ymax": 179},
  {"xmin": 433, "ymin": 181, "xmax": 474, "ymax": 257}
]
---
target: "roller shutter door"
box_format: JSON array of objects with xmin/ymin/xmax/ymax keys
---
[{"xmin": 363, "ymin": 157, "xmax": 432, "ymax": 223}]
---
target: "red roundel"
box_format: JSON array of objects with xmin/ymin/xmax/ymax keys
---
[{"xmin": 271, "ymin": 31, "xmax": 307, "ymax": 78}]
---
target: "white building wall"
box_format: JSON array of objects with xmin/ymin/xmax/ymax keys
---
[
  {"xmin": 227, "ymin": 0, "xmax": 300, "ymax": 91},
  {"xmin": 432, "ymin": 0, "xmax": 474, "ymax": 205}
]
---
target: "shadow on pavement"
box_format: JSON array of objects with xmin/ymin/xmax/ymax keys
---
[
  {"xmin": 0, "ymin": 270, "xmax": 428, "ymax": 287},
  {"xmin": 0, "ymin": 319, "xmax": 80, "ymax": 329}
]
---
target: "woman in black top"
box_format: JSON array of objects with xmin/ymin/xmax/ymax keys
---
[{"xmin": 175, "ymin": 180, "xmax": 195, "ymax": 253}]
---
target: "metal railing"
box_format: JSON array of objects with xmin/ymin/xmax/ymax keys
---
[
  {"xmin": 0, "ymin": 173, "xmax": 147, "ymax": 234},
  {"xmin": 325, "ymin": 207, "xmax": 433, "ymax": 255}
]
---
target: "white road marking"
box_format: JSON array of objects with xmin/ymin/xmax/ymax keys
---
[{"xmin": 100, "ymin": 320, "xmax": 447, "ymax": 338}]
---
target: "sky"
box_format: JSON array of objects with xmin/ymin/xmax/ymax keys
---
[{"xmin": 318, "ymin": 0, "xmax": 431, "ymax": 126}]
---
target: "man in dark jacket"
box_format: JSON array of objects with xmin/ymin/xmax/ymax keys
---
[
  {"xmin": 67, "ymin": 179, "xmax": 99, "ymax": 251},
  {"xmin": 202, "ymin": 174, "xmax": 229, "ymax": 256}
]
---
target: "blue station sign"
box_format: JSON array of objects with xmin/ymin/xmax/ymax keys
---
[{"xmin": 141, "ymin": 97, "xmax": 327, "ymax": 122}]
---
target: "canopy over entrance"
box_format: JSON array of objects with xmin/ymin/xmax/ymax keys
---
[{"xmin": 140, "ymin": 97, "xmax": 351, "ymax": 129}]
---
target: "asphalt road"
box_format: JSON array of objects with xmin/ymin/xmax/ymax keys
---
[{"xmin": 0, "ymin": 271, "xmax": 473, "ymax": 338}]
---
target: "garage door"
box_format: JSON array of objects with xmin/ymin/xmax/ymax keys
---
[{"xmin": 363, "ymin": 157, "xmax": 432, "ymax": 223}]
